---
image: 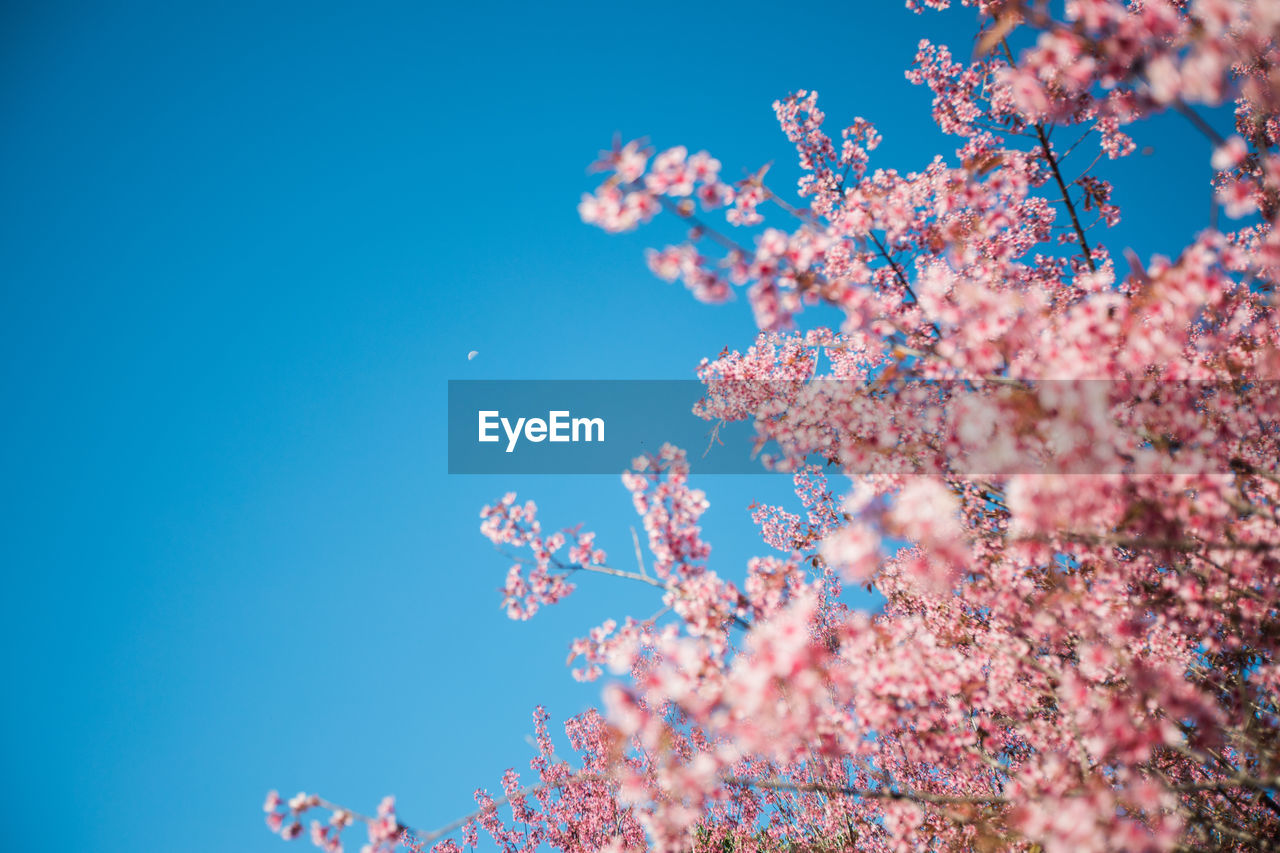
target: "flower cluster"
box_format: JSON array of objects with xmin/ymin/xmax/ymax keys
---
[
  {"xmin": 479, "ymin": 493, "xmax": 602, "ymax": 620},
  {"xmin": 264, "ymin": 791, "xmax": 399, "ymax": 853}
]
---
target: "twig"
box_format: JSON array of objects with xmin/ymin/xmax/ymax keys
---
[
  {"xmin": 630, "ymin": 526, "xmax": 649, "ymax": 579},
  {"xmin": 1174, "ymin": 99, "xmax": 1227, "ymax": 148},
  {"xmin": 1019, "ymin": 532, "xmax": 1279, "ymax": 554},
  {"xmin": 999, "ymin": 39, "xmax": 1096, "ymax": 273},
  {"xmin": 406, "ymin": 771, "xmax": 608, "ymax": 844},
  {"xmin": 723, "ymin": 775, "xmax": 1007, "ymax": 807}
]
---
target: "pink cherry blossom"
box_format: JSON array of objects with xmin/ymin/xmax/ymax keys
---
[{"xmin": 1212, "ymin": 134, "xmax": 1249, "ymax": 171}]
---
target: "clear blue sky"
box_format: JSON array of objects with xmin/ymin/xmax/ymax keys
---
[{"xmin": 0, "ymin": 2, "xmax": 1223, "ymax": 850}]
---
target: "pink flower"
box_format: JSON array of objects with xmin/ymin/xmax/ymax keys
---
[
  {"xmin": 1211, "ymin": 135, "xmax": 1248, "ymax": 171},
  {"xmin": 376, "ymin": 795, "xmax": 395, "ymax": 818},
  {"xmin": 1217, "ymin": 178, "xmax": 1258, "ymax": 218},
  {"xmin": 818, "ymin": 523, "xmax": 880, "ymax": 580},
  {"xmin": 1144, "ymin": 54, "xmax": 1181, "ymax": 104}
]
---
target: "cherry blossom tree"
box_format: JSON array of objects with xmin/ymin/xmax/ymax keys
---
[{"xmin": 266, "ymin": 1, "xmax": 1280, "ymax": 850}]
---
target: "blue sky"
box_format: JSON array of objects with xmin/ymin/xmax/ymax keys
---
[{"xmin": 0, "ymin": 2, "xmax": 1226, "ymax": 850}]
